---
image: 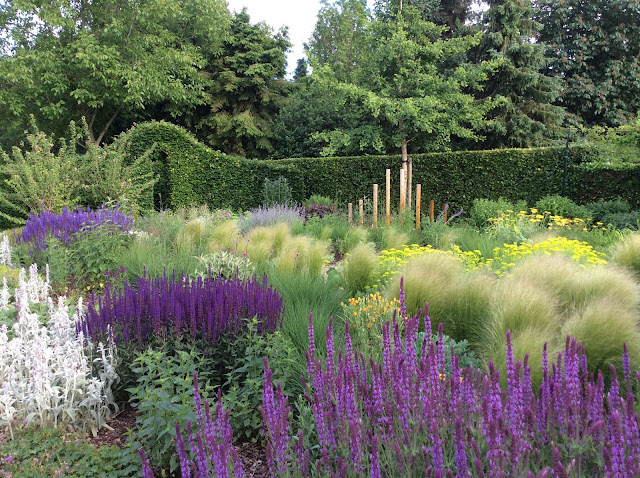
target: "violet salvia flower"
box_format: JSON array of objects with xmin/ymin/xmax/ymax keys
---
[
  {"xmin": 369, "ymin": 432, "xmax": 382, "ymax": 478},
  {"xmin": 454, "ymin": 417, "xmax": 468, "ymax": 476},
  {"xmin": 84, "ymin": 272, "xmax": 283, "ymax": 348},
  {"xmin": 260, "ymin": 357, "xmax": 291, "ymax": 475},
  {"xmin": 172, "ymin": 375, "xmax": 243, "ymax": 478},
  {"xmin": 138, "ymin": 449, "xmax": 155, "ymax": 478},
  {"xmin": 16, "ymin": 206, "xmax": 133, "ymax": 255}
]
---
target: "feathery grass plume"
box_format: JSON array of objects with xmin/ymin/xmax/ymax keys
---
[
  {"xmin": 569, "ymin": 265, "xmax": 640, "ymax": 315},
  {"xmin": 610, "ymin": 232, "xmax": 640, "ymax": 278},
  {"xmin": 340, "ymin": 243, "xmax": 378, "ymax": 295},
  {"xmin": 176, "ymin": 217, "xmax": 208, "ymax": 252},
  {"xmin": 381, "ymin": 226, "xmax": 410, "ymax": 251},
  {"xmin": 207, "ymin": 219, "xmax": 241, "ymax": 252},
  {"xmin": 341, "ymin": 226, "xmax": 370, "ymax": 253},
  {"xmin": 307, "ymin": 240, "xmax": 330, "ymax": 277},
  {"xmin": 561, "ymin": 298, "xmax": 640, "ymax": 383},
  {"xmin": 503, "ymin": 254, "xmax": 583, "ymax": 316},
  {"xmin": 451, "ymin": 226, "xmax": 503, "ymax": 259},
  {"xmin": 490, "ymin": 275, "xmax": 558, "ymax": 337},
  {"xmin": 274, "ymin": 235, "xmax": 311, "ymax": 274},
  {"xmin": 385, "ymin": 252, "xmax": 464, "ymax": 325}
]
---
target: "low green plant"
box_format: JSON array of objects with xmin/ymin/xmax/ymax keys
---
[
  {"xmin": 0, "ymin": 427, "xmax": 140, "ymax": 478},
  {"xmin": 222, "ymin": 318, "xmax": 297, "ymax": 441},
  {"xmin": 195, "ymin": 250, "xmax": 255, "ymax": 281},
  {"xmin": 414, "ymin": 332, "xmax": 484, "ymax": 372},
  {"xmin": 610, "ymin": 232, "xmax": 640, "ymax": 277},
  {"xmin": 585, "ymin": 198, "xmax": 632, "ymax": 222},
  {"xmin": 273, "ymin": 235, "xmax": 330, "ymax": 276},
  {"xmin": 126, "ymin": 347, "xmax": 214, "ymax": 474},
  {"xmin": 535, "ymin": 194, "xmax": 591, "ymax": 220},
  {"xmin": 262, "ymin": 176, "xmax": 293, "ymax": 206},
  {"xmin": 304, "ymin": 194, "xmax": 334, "ymax": 207}
]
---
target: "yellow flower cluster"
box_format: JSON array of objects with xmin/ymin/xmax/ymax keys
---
[
  {"xmin": 488, "ymin": 208, "xmax": 605, "ymax": 232},
  {"xmin": 341, "ymin": 292, "xmax": 399, "ymax": 330},
  {"xmin": 367, "ymin": 244, "xmax": 477, "ymax": 289},
  {"xmin": 486, "ymin": 237, "xmax": 607, "ymax": 276}
]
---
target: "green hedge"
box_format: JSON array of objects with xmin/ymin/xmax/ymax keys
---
[
  {"xmin": 124, "ymin": 122, "xmax": 638, "ymax": 213},
  {"xmin": 124, "ymin": 122, "xmax": 305, "ymax": 210}
]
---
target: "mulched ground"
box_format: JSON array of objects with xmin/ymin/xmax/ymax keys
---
[{"xmin": 86, "ymin": 406, "xmax": 270, "ymax": 477}]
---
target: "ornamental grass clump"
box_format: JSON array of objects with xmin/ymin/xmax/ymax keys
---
[
  {"xmin": 610, "ymin": 232, "xmax": 640, "ymax": 278},
  {"xmin": 15, "ymin": 206, "xmax": 133, "ymax": 255},
  {"xmin": 339, "ymin": 242, "xmax": 377, "ymax": 294},
  {"xmin": 82, "ymin": 273, "xmax": 284, "ymax": 348}
]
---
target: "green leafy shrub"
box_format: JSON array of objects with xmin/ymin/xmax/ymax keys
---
[
  {"xmin": 598, "ymin": 211, "xmax": 640, "ymax": 230},
  {"xmin": 585, "ymin": 198, "xmax": 632, "ymax": 222},
  {"xmin": 222, "ymin": 319, "xmax": 297, "ymax": 441},
  {"xmin": 535, "ymin": 194, "xmax": 591, "ymax": 219},
  {"xmin": 126, "ymin": 347, "xmax": 215, "ymax": 474},
  {"xmin": 68, "ymin": 223, "xmax": 132, "ymax": 291},
  {"xmin": 262, "ymin": 175, "xmax": 293, "ymax": 206},
  {"xmin": 304, "ymin": 194, "xmax": 334, "ymax": 207}
]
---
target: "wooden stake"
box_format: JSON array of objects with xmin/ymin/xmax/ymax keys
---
[
  {"xmin": 407, "ymin": 159, "xmax": 413, "ymax": 211},
  {"xmin": 429, "ymin": 200, "xmax": 435, "ymax": 222},
  {"xmin": 348, "ymin": 202, "xmax": 353, "ymax": 225},
  {"xmin": 399, "ymin": 169, "xmax": 405, "ymax": 215},
  {"xmin": 359, "ymin": 199, "xmax": 364, "ymax": 225},
  {"xmin": 416, "ymin": 184, "xmax": 421, "ymax": 231},
  {"xmin": 444, "ymin": 204, "xmax": 448, "ymax": 224},
  {"xmin": 373, "ymin": 184, "xmax": 378, "ymax": 227},
  {"xmin": 386, "ymin": 169, "xmax": 391, "ymax": 226}
]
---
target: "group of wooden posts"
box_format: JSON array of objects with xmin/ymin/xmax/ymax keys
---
[{"xmin": 347, "ymin": 167, "xmax": 448, "ymax": 230}]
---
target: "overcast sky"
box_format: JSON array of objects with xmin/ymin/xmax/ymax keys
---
[{"xmin": 225, "ymin": 0, "xmax": 324, "ymax": 77}]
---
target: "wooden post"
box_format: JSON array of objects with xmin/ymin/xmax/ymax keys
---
[
  {"xmin": 429, "ymin": 200, "xmax": 435, "ymax": 222},
  {"xmin": 444, "ymin": 204, "xmax": 448, "ymax": 224},
  {"xmin": 399, "ymin": 169, "xmax": 405, "ymax": 215},
  {"xmin": 416, "ymin": 184, "xmax": 421, "ymax": 231},
  {"xmin": 373, "ymin": 184, "xmax": 378, "ymax": 227},
  {"xmin": 348, "ymin": 202, "xmax": 353, "ymax": 225},
  {"xmin": 386, "ymin": 169, "xmax": 391, "ymax": 226},
  {"xmin": 407, "ymin": 159, "xmax": 413, "ymax": 211},
  {"xmin": 359, "ymin": 199, "xmax": 364, "ymax": 225}
]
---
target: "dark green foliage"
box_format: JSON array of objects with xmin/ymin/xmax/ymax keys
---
[
  {"xmin": 194, "ymin": 10, "xmax": 291, "ymax": 158},
  {"xmin": 535, "ymin": 0, "xmax": 640, "ymax": 127},
  {"xmin": 472, "ymin": 0, "xmax": 564, "ymax": 148},
  {"xmin": 122, "ymin": 121, "xmax": 305, "ymax": 211},
  {"xmin": 123, "ymin": 121, "xmax": 638, "ymax": 215}
]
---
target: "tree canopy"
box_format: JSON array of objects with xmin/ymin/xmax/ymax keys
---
[{"xmin": 0, "ymin": 0, "xmax": 230, "ymax": 146}]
